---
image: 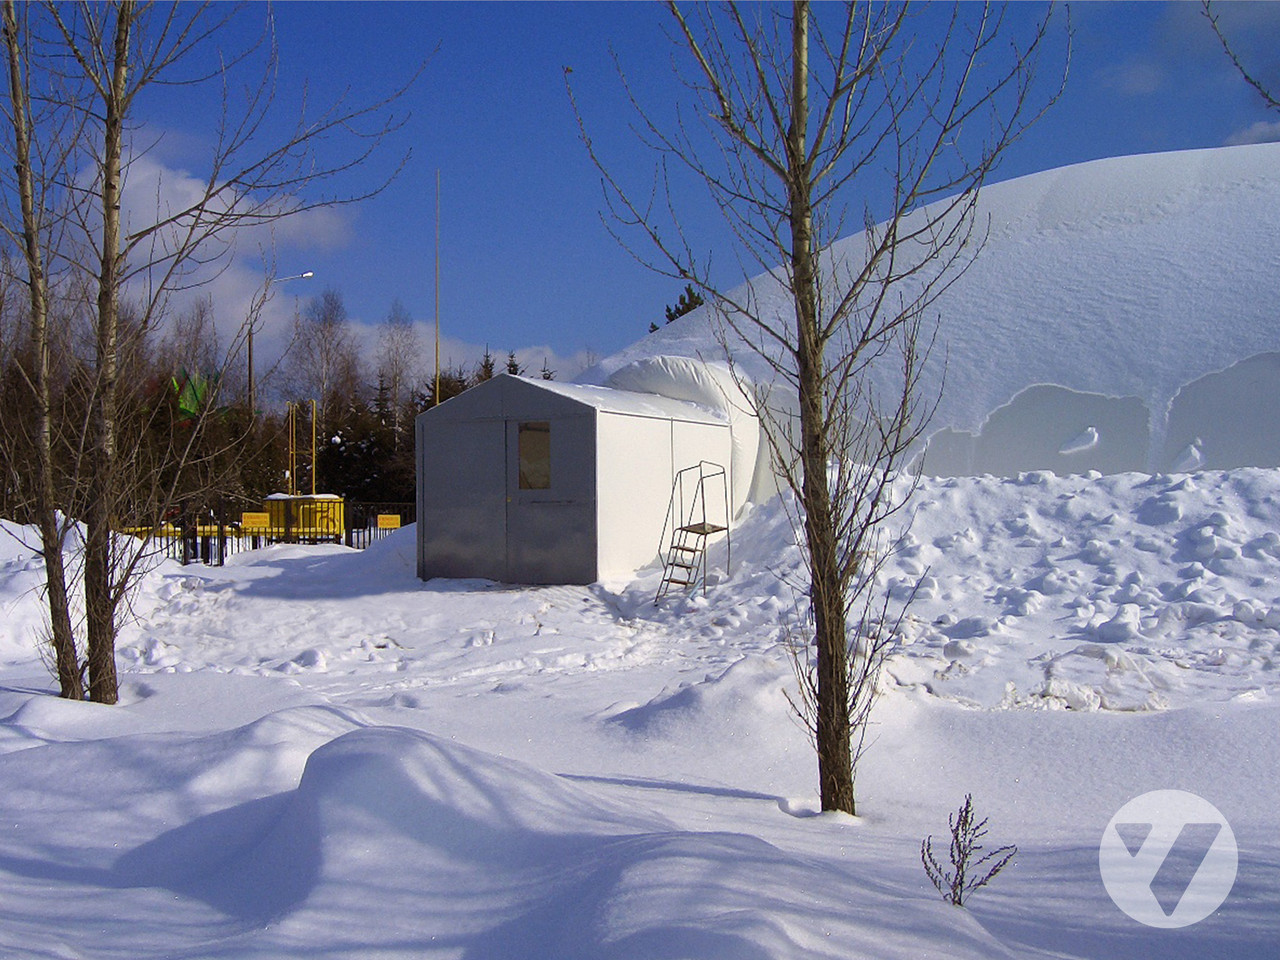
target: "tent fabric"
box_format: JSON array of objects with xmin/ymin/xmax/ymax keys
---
[
  {"xmin": 604, "ymin": 356, "xmax": 761, "ymax": 514},
  {"xmin": 527, "ymin": 377, "xmax": 728, "ymax": 424}
]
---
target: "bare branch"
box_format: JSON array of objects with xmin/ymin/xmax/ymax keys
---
[{"xmin": 576, "ymin": 0, "xmax": 1066, "ymax": 813}]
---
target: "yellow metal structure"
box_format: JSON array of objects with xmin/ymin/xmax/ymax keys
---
[
  {"xmin": 285, "ymin": 400, "xmax": 319, "ymax": 497},
  {"xmin": 266, "ymin": 494, "xmax": 344, "ymax": 542}
]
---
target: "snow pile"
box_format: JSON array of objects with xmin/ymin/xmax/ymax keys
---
[
  {"xmin": 879, "ymin": 469, "xmax": 1280, "ymax": 711},
  {"xmin": 591, "ymin": 142, "xmax": 1280, "ymax": 476},
  {"xmin": 1, "ymin": 466, "xmax": 1279, "ymax": 956}
]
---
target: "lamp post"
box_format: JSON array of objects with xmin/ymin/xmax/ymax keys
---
[{"xmin": 250, "ymin": 270, "xmax": 314, "ymax": 413}]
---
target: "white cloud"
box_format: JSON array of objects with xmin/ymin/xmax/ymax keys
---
[
  {"xmin": 268, "ymin": 204, "xmax": 354, "ymax": 252},
  {"xmin": 100, "ymin": 151, "xmax": 350, "ymax": 383},
  {"xmin": 98, "ymin": 152, "xmax": 592, "ymax": 402},
  {"xmin": 347, "ymin": 327, "xmax": 594, "ymax": 386},
  {"xmin": 1224, "ymin": 119, "xmax": 1280, "ymax": 145},
  {"xmin": 1098, "ymin": 60, "xmax": 1166, "ymax": 98}
]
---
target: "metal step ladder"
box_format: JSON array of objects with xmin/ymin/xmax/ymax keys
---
[{"xmin": 656, "ymin": 461, "xmax": 730, "ymax": 603}]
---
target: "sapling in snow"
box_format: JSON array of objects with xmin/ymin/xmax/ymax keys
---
[{"xmin": 922, "ymin": 794, "xmax": 1017, "ymax": 907}]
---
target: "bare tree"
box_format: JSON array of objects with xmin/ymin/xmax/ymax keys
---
[
  {"xmin": 1205, "ymin": 1, "xmax": 1280, "ymax": 111},
  {"xmin": 284, "ymin": 286, "xmax": 363, "ymax": 429},
  {"xmin": 157, "ymin": 294, "xmax": 223, "ymax": 382},
  {"xmin": 0, "ymin": 0, "xmax": 87, "ymax": 697},
  {"xmin": 375, "ymin": 297, "xmax": 421, "ymax": 452},
  {"xmin": 572, "ymin": 1, "xmax": 1062, "ymax": 813},
  {"xmin": 1, "ymin": 1, "xmax": 415, "ymax": 702}
]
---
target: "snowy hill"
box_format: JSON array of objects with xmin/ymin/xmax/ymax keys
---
[
  {"xmin": 3, "ymin": 145, "xmax": 1280, "ymax": 957},
  {"xmin": 592, "ymin": 143, "xmax": 1280, "ymax": 477}
]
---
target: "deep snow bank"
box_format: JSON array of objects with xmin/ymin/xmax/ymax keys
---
[
  {"xmin": 591, "ymin": 143, "xmax": 1280, "ymax": 477},
  {"xmin": 2, "ymin": 463, "xmax": 1280, "ymax": 957},
  {"xmin": 0, "ymin": 686, "xmax": 1025, "ymax": 960}
]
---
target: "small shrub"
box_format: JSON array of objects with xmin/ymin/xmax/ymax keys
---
[{"xmin": 921, "ymin": 793, "xmax": 1017, "ymax": 906}]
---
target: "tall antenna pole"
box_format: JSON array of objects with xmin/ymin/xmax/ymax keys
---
[{"xmin": 434, "ymin": 169, "xmax": 441, "ymax": 406}]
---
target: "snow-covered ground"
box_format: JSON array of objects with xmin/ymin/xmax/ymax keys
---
[{"xmin": 0, "ymin": 466, "xmax": 1276, "ymax": 958}]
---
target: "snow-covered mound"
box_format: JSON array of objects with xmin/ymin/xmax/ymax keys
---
[
  {"xmin": 2, "ymin": 464, "xmax": 1280, "ymax": 956},
  {"xmin": 592, "ymin": 142, "xmax": 1280, "ymax": 477}
]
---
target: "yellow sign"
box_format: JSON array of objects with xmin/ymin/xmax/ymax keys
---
[
  {"xmin": 376, "ymin": 514, "xmax": 402, "ymax": 530},
  {"xmin": 241, "ymin": 512, "xmax": 271, "ymax": 528}
]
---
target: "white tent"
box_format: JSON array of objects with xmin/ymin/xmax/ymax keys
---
[{"xmin": 416, "ymin": 372, "xmax": 746, "ymax": 585}]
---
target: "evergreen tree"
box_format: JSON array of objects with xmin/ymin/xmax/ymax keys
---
[
  {"xmin": 505, "ymin": 351, "xmax": 525, "ymax": 376},
  {"xmin": 664, "ymin": 283, "xmax": 704, "ymax": 325},
  {"xmin": 416, "ymin": 364, "xmax": 469, "ymax": 407}
]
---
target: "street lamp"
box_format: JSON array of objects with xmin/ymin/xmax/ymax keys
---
[{"xmin": 249, "ymin": 271, "xmax": 314, "ymax": 413}]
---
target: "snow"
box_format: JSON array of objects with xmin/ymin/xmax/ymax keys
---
[
  {"xmin": 590, "ymin": 142, "xmax": 1280, "ymax": 476},
  {"xmin": 3, "ymin": 144, "xmax": 1280, "ymax": 956},
  {"xmin": 1059, "ymin": 426, "xmax": 1099, "ymax": 456},
  {"xmin": 2, "ymin": 463, "xmax": 1279, "ymax": 957}
]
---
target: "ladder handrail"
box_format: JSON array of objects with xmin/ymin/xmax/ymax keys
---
[
  {"xmin": 657, "ymin": 460, "xmax": 726, "ymax": 555},
  {"xmin": 655, "ymin": 460, "xmax": 731, "ymax": 602}
]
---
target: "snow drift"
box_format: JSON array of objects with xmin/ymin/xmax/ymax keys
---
[
  {"xmin": 2, "ymin": 464, "xmax": 1280, "ymax": 956},
  {"xmin": 591, "ymin": 142, "xmax": 1280, "ymax": 477}
]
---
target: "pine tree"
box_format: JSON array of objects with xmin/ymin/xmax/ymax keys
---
[
  {"xmin": 664, "ymin": 283, "xmax": 704, "ymax": 324},
  {"xmin": 416, "ymin": 364, "xmax": 469, "ymax": 407}
]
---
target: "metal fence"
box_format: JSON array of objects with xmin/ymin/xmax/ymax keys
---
[{"xmin": 150, "ymin": 500, "xmax": 415, "ymax": 567}]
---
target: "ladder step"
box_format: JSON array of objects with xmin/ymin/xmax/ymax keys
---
[
  {"xmin": 670, "ymin": 544, "xmax": 701, "ymax": 553},
  {"xmin": 678, "ymin": 522, "xmax": 727, "ymax": 536}
]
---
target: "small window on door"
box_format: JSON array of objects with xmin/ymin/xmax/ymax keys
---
[{"xmin": 518, "ymin": 421, "xmax": 551, "ymax": 490}]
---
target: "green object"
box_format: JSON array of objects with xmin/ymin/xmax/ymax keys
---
[{"xmin": 171, "ymin": 368, "xmax": 220, "ymax": 423}]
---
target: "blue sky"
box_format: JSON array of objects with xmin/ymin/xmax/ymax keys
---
[{"xmin": 140, "ymin": 2, "xmax": 1280, "ymax": 380}]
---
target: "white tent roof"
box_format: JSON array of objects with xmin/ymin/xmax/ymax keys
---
[{"xmin": 518, "ymin": 377, "xmax": 727, "ymax": 425}]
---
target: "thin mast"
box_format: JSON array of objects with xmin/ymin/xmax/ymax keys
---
[{"xmin": 434, "ymin": 169, "xmax": 441, "ymax": 406}]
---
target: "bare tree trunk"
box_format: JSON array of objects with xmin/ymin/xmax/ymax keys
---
[
  {"xmin": 572, "ymin": 0, "xmax": 1062, "ymax": 814},
  {"xmin": 785, "ymin": 0, "xmax": 855, "ymax": 813},
  {"xmin": 6, "ymin": 0, "xmax": 413, "ymax": 704},
  {"xmin": 84, "ymin": 0, "xmax": 131, "ymax": 705},
  {"xmin": 2, "ymin": 0, "xmax": 82, "ymax": 698}
]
